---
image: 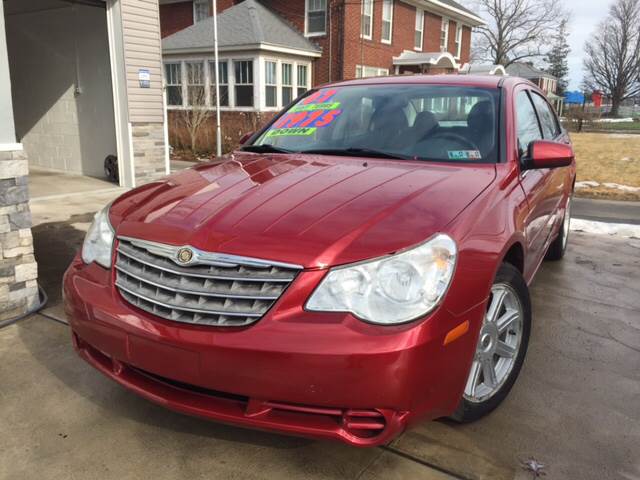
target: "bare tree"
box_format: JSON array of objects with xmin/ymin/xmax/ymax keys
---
[
  {"xmin": 584, "ymin": 0, "xmax": 640, "ymax": 117},
  {"xmin": 471, "ymin": 0, "xmax": 568, "ymax": 67},
  {"xmin": 179, "ymin": 87, "xmax": 211, "ymax": 156}
]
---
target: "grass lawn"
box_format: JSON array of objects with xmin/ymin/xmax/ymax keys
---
[{"xmin": 571, "ymin": 132, "xmax": 640, "ymax": 201}]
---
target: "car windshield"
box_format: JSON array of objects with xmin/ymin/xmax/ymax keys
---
[{"xmin": 250, "ymin": 84, "xmax": 500, "ymax": 163}]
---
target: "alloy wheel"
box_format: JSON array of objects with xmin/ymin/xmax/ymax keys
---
[{"xmin": 463, "ymin": 284, "xmax": 524, "ymax": 403}]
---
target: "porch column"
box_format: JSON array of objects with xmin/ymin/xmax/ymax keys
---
[{"xmin": 0, "ymin": 0, "xmax": 39, "ymax": 321}]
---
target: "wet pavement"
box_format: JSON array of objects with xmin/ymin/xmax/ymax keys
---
[{"xmin": 1, "ymin": 195, "xmax": 639, "ymax": 479}]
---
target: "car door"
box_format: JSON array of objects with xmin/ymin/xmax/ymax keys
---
[
  {"xmin": 514, "ymin": 88, "xmax": 549, "ymax": 266},
  {"xmin": 529, "ymin": 91, "xmax": 571, "ymax": 237}
]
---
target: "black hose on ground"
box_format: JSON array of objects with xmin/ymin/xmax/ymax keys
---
[{"xmin": 0, "ymin": 285, "xmax": 49, "ymax": 330}]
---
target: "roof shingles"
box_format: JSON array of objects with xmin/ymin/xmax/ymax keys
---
[{"xmin": 162, "ymin": 0, "xmax": 321, "ymax": 54}]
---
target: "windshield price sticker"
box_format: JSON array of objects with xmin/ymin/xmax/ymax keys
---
[
  {"xmin": 448, "ymin": 150, "xmax": 482, "ymax": 160},
  {"xmin": 266, "ymin": 127, "xmax": 317, "ymax": 138},
  {"xmin": 266, "ymin": 89, "xmax": 342, "ymax": 137},
  {"xmin": 290, "ymin": 102, "xmax": 341, "ymax": 112}
]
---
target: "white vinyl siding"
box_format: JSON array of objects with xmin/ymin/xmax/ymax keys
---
[
  {"xmin": 414, "ymin": 9, "xmax": 424, "ymax": 51},
  {"xmin": 121, "ymin": 0, "xmax": 165, "ymax": 123},
  {"xmin": 381, "ymin": 0, "xmax": 393, "ymax": 44}
]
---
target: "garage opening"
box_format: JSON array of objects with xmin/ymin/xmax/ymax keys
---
[{"xmin": 4, "ymin": 0, "xmax": 120, "ymax": 198}]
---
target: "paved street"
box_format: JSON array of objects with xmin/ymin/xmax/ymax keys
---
[
  {"xmin": 573, "ymin": 197, "xmax": 640, "ymax": 225},
  {"xmin": 1, "ymin": 183, "xmax": 638, "ymax": 480}
]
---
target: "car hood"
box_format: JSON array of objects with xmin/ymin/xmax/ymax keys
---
[{"xmin": 111, "ymin": 153, "xmax": 496, "ymax": 268}]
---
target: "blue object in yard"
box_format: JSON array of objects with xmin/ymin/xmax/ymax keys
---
[{"xmin": 564, "ymin": 91, "xmax": 585, "ymax": 104}]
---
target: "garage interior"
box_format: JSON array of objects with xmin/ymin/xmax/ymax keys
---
[{"xmin": 4, "ymin": 0, "xmax": 119, "ymax": 197}]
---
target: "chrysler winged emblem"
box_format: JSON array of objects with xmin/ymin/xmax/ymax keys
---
[{"xmin": 176, "ymin": 247, "xmax": 194, "ymax": 264}]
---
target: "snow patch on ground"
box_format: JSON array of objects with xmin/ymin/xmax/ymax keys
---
[
  {"xmin": 576, "ymin": 181, "xmax": 640, "ymax": 192},
  {"xmin": 594, "ymin": 117, "xmax": 634, "ymax": 123},
  {"xmin": 571, "ymin": 219, "xmax": 640, "ymax": 238}
]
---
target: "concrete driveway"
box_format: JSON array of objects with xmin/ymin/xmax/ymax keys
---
[{"xmin": 1, "ymin": 191, "xmax": 638, "ymax": 480}]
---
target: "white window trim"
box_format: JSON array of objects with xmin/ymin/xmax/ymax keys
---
[
  {"xmin": 414, "ymin": 9, "xmax": 424, "ymax": 51},
  {"xmin": 163, "ymin": 62, "xmax": 183, "ymax": 107},
  {"xmin": 361, "ymin": 0, "xmax": 373, "ymax": 40},
  {"xmin": 193, "ymin": 0, "xmax": 210, "ymax": 23},
  {"xmin": 185, "ymin": 59, "xmax": 207, "ymax": 108},
  {"xmin": 440, "ymin": 17, "xmax": 449, "ymax": 53},
  {"xmin": 165, "ymin": 55, "xmax": 311, "ymax": 113},
  {"xmin": 381, "ymin": 0, "xmax": 394, "ymax": 44},
  {"xmin": 454, "ymin": 22, "xmax": 462, "ymax": 59},
  {"xmin": 209, "ymin": 59, "xmax": 230, "ymax": 108},
  {"xmin": 356, "ymin": 65, "xmax": 389, "ymax": 78},
  {"xmin": 305, "ymin": 0, "xmax": 327, "ymax": 37}
]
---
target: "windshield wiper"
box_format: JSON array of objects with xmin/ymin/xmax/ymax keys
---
[
  {"xmin": 298, "ymin": 147, "xmax": 410, "ymax": 160},
  {"xmin": 241, "ymin": 144, "xmax": 293, "ymax": 154}
]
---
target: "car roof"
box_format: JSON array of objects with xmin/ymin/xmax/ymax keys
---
[{"xmin": 321, "ymin": 74, "xmax": 524, "ymax": 90}]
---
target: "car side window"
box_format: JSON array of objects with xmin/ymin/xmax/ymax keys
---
[
  {"xmin": 530, "ymin": 92, "xmax": 560, "ymax": 139},
  {"xmin": 515, "ymin": 91, "xmax": 542, "ymax": 155}
]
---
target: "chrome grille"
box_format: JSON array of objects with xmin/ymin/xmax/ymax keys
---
[{"xmin": 115, "ymin": 237, "xmax": 302, "ymax": 327}]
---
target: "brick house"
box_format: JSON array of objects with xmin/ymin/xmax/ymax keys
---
[{"xmin": 160, "ymin": 0, "xmax": 484, "ymax": 86}]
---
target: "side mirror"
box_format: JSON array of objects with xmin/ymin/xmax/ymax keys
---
[
  {"xmin": 524, "ymin": 140, "xmax": 574, "ymax": 170},
  {"xmin": 239, "ymin": 131, "xmax": 255, "ymax": 145}
]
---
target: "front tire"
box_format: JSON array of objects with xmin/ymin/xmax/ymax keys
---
[{"xmin": 451, "ymin": 263, "xmax": 531, "ymax": 423}]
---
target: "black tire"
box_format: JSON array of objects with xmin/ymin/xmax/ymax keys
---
[
  {"xmin": 545, "ymin": 196, "xmax": 571, "ymax": 261},
  {"xmin": 104, "ymin": 155, "xmax": 119, "ymax": 184},
  {"xmin": 451, "ymin": 262, "xmax": 531, "ymax": 423}
]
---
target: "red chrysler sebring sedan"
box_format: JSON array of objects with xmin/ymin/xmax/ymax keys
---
[{"xmin": 64, "ymin": 75, "xmax": 575, "ymax": 446}]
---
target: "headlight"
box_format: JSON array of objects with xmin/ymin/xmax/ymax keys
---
[
  {"xmin": 306, "ymin": 234, "xmax": 457, "ymax": 325},
  {"xmin": 82, "ymin": 206, "xmax": 115, "ymax": 268}
]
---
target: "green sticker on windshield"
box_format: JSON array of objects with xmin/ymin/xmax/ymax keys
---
[
  {"xmin": 448, "ymin": 150, "xmax": 482, "ymax": 160},
  {"xmin": 266, "ymin": 127, "xmax": 317, "ymax": 138},
  {"xmin": 290, "ymin": 102, "xmax": 341, "ymax": 112}
]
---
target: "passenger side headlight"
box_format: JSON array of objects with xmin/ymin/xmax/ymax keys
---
[
  {"xmin": 306, "ymin": 234, "xmax": 457, "ymax": 325},
  {"xmin": 82, "ymin": 206, "xmax": 115, "ymax": 268}
]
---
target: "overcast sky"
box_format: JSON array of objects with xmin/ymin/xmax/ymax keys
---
[
  {"xmin": 464, "ymin": 0, "xmax": 605, "ymax": 91},
  {"xmin": 563, "ymin": 0, "xmax": 603, "ymax": 90}
]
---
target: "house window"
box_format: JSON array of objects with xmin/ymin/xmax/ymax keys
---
[
  {"xmin": 356, "ymin": 65, "xmax": 389, "ymax": 78},
  {"xmin": 282, "ymin": 63, "xmax": 293, "ymax": 105},
  {"xmin": 297, "ymin": 65, "xmax": 308, "ymax": 97},
  {"xmin": 306, "ymin": 0, "xmax": 326, "ymax": 36},
  {"xmin": 164, "ymin": 63, "xmax": 182, "ymax": 106},
  {"xmin": 209, "ymin": 61, "xmax": 229, "ymax": 107},
  {"xmin": 414, "ymin": 9, "xmax": 424, "ymax": 50},
  {"xmin": 265, "ymin": 61, "xmax": 277, "ymax": 108},
  {"xmin": 193, "ymin": 0, "xmax": 209, "ymax": 22},
  {"xmin": 361, "ymin": 0, "xmax": 373, "ymax": 39},
  {"xmin": 234, "ymin": 60, "xmax": 254, "ymax": 107},
  {"xmin": 455, "ymin": 23, "xmax": 462, "ymax": 58},
  {"xmin": 440, "ymin": 17, "xmax": 449, "ymax": 52},
  {"xmin": 381, "ymin": 0, "xmax": 393, "ymax": 43},
  {"xmin": 186, "ymin": 61, "xmax": 205, "ymax": 106}
]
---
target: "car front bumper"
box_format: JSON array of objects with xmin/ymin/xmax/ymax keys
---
[{"xmin": 63, "ymin": 255, "xmax": 484, "ymax": 447}]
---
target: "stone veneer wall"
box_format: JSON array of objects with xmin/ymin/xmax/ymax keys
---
[
  {"xmin": 132, "ymin": 122, "xmax": 167, "ymax": 185},
  {"xmin": 0, "ymin": 149, "xmax": 38, "ymax": 321}
]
